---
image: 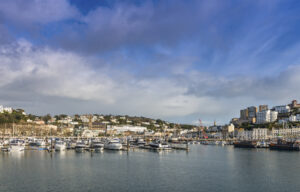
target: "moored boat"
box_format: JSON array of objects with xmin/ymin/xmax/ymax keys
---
[
  {"xmin": 55, "ymin": 141, "xmax": 66, "ymax": 151},
  {"xmin": 90, "ymin": 139, "xmax": 104, "ymax": 151},
  {"xmin": 233, "ymin": 141, "xmax": 257, "ymax": 148},
  {"xmin": 10, "ymin": 139, "xmax": 25, "ymax": 152},
  {"xmin": 269, "ymin": 139, "xmax": 299, "ymax": 151},
  {"xmin": 104, "ymin": 139, "xmax": 122, "ymax": 150},
  {"xmin": 75, "ymin": 141, "xmax": 86, "ymax": 152}
]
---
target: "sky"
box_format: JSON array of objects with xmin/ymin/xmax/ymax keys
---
[{"xmin": 1, "ymin": 0, "xmax": 300, "ymax": 125}]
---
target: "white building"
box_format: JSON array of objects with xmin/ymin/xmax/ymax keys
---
[
  {"xmin": 107, "ymin": 125, "xmax": 147, "ymax": 134},
  {"xmin": 272, "ymin": 127, "xmax": 300, "ymax": 137},
  {"xmin": 273, "ymin": 105, "xmax": 290, "ymax": 114},
  {"xmin": 0, "ymin": 106, "xmax": 13, "ymax": 113},
  {"xmin": 80, "ymin": 116, "xmax": 89, "ymax": 123},
  {"xmin": 252, "ymin": 128, "xmax": 269, "ymax": 140},
  {"xmin": 58, "ymin": 116, "xmax": 73, "ymax": 124},
  {"xmin": 82, "ymin": 129, "xmax": 104, "ymax": 138},
  {"xmin": 256, "ymin": 110, "xmax": 278, "ymax": 124},
  {"xmin": 227, "ymin": 123, "xmax": 235, "ymax": 133},
  {"xmin": 289, "ymin": 115, "xmax": 297, "ymax": 122},
  {"xmin": 3, "ymin": 107, "xmax": 12, "ymax": 113},
  {"xmin": 237, "ymin": 130, "xmax": 253, "ymax": 140},
  {"xmin": 237, "ymin": 128, "xmax": 269, "ymax": 140}
]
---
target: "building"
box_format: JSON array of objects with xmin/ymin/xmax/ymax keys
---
[
  {"xmin": 290, "ymin": 100, "xmax": 300, "ymax": 109},
  {"xmin": 272, "ymin": 127, "xmax": 300, "ymax": 138},
  {"xmin": 227, "ymin": 123, "xmax": 235, "ymax": 133},
  {"xmin": 3, "ymin": 107, "xmax": 12, "ymax": 113},
  {"xmin": 0, "ymin": 106, "xmax": 13, "ymax": 113},
  {"xmin": 237, "ymin": 128, "xmax": 269, "ymax": 140},
  {"xmin": 256, "ymin": 110, "xmax": 278, "ymax": 124},
  {"xmin": 252, "ymin": 128, "xmax": 269, "ymax": 140},
  {"xmin": 259, "ymin": 105, "xmax": 268, "ymax": 112},
  {"xmin": 222, "ymin": 124, "xmax": 235, "ymax": 138},
  {"xmin": 289, "ymin": 115, "xmax": 297, "ymax": 122},
  {"xmin": 91, "ymin": 122, "xmax": 106, "ymax": 130},
  {"xmin": 248, "ymin": 106, "xmax": 257, "ymax": 119},
  {"xmin": 240, "ymin": 109, "xmax": 248, "ymax": 120},
  {"xmin": 273, "ymin": 105, "xmax": 290, "ymax": 114},
  {"xmin": 107, "ymin": 125, "xmax": 147, "ymax": 134}
]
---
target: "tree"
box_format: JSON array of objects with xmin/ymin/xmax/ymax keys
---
[{"xmin": 42, "ymin": 114, "xmax": 52, "ymax": 124}]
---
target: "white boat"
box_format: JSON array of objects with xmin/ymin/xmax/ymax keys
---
[
  {"xmin": 104, "ymin": 139, "xmax": 122, "ymax": 150},
  {"xmin": 256, "ymin": 141, "xmax": 269, "ymax": 148},
  {"xmin": 137, "ymin": 138, "xmax": 146, "ymax": 147},
  {"xmin": 29, "ymin": 139, "xmax": 46, "ymax": 148},
  {"xmin": 91, "ymin": 140, "xmax": 104, "ymax": 151},
  {"xmin": 55, "ymin": 141, "xmax": 66, "ymax": 151},
  {"xmin": 149, "ymin": 140, "xmax": 170, "ymax": 150},
  {"xmin": 10, "ymin": 139, "xmax": 25, "ymax": 152},
  {"xmin": 75, "ymin": 141, "xmax": 86, "ymax": 152}
]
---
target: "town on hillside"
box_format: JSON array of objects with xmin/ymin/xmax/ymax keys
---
[{"xmin": 1, "ymin": 100, "xmax": 300, "ymax": 141}]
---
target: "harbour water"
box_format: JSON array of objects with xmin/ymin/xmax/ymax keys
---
[{"xmin": 1, "ymin": 145, "xmax": 300, "ymax": 192}]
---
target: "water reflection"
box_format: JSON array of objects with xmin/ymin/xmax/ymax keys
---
[{"xmin": 1, "ymin": 145, "xmax": 300, "ymax": 192}]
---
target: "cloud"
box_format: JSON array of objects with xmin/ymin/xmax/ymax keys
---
[
  {"xmin": 0, "ymin": 40, "xmax": 219, "ymax": 120},
  {"xmin": 0, "ymin": 0, "xmax": 79, "ymax": 24},
  {"xmin": 1, "ymin": 39, "xmax": 300, "ymax": 124},
  {"xmin": 1, "ymin": 0, "xmax": 300, "ymax": 125},
  {"xmin": 54, "ymin": 0, "xmax": 225, "ymax": 53}
]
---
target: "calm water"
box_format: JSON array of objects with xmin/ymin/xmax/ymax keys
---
[{"xmin": 1, "ymin": 145, "xmax": 300, "ymax": 192}]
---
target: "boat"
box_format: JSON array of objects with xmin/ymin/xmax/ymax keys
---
[
  {"xmin": 75, "ymin": 141, "xmax": 86, "ymax": 152},
  {"xmin": 55, "ymin": 141, "xmax": 66, "ymax": 151},
  {"xmin": 256, "ymin": 141, "xmax": 269, "ymax": 148},
  {"xmin": 221, "ymin": 141, "xmax": 227, "ymax": 146},
  {"xmin": 90, "ymin": 140, "xmax": 104, "ymax": 151},
  {"xmin": 28, "ymin": 139, "xmax": 47, "ymax": 149},
  {"xmin": 10, "ymin": 139, "xmax": 25, "ymax": 152},
  {"xmin": 104, "ymin": 139, "xmax": 122, "ymax": 150},
  {"xmin": 149, "ymin": 140, "xmax": 171, "ymax": 150},
  {"xmin": 137, "ymin": 138, "xmax": 146, "ymax": 147},
  {"xmin": 233, "ymin": 141, "xmax": 257, "ymax": 148},
  {"xmin": 269, "ymin": 139, "xmax": 299, "ymax": 151}
]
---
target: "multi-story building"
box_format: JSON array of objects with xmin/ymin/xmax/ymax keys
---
[
  {"xmin": 273, "ymin": 105, "xmax": 290, "ymax": 114},
  {"xmin": 240, "ymin": 109, "xmax": 248, "ymax": 120},
  {"xmin": 289, "ymin": 115, "xmax": 297, "ymax": 122},
  {"xmin": 272, "ymin": 127, "xmax": 300, "ymax": 138},
  {"xmin": 107, "ymin": 125, "xmax": 147, "ymax": 134},
  {"xmin": 248, "ymin": 106, "xmax": 257, "ymax": 118},
  {"xmin": 259, "ymin": 105, "xmax": 268, "ymax": 112},
  {"xmin": 252, "ymin": 128, "xmax": 269, "ymax": 140},
  {"xmin": 256, "ymin": 110, "xmax": 278, "ymax": 124},
  {"xmin": 237, "ymin": 128, "xmax": 269, "ymax": 140}
]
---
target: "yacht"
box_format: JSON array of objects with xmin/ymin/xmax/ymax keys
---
[
  {"xmin": 256, "ymin": 141, "xmax": 269, "ymax": 148},
  {"xmin": 137, "ymin": 138, "xmax": 146, "ymax": 147},
  {"xmin": 221, "ymin": 141, "xmax": 227, "ymax": 146},
  {"xmin": 55, "ymin": 141, "xmax": 66, "ymax": 151},
  {"xmin": 104, "ymin": 139, "xmax": 122, "ymax": 150},
  {"xmin": 149, "ymin": 140, "xmax": 170, "ymax": 150},
  {"xmin": 10, "ymin": 139, "xmax": 25, "ymax": 152},
  {"xmin": 75, "ymin": 141, "xmax": 86, "ymax": 152},
  {"xmin": 29, "ymin": 139, "xmax": 47, "ymax": 149},
  {"xmin": 90, "ymin": 140, "xmax": 104, "ymax": 151}
]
